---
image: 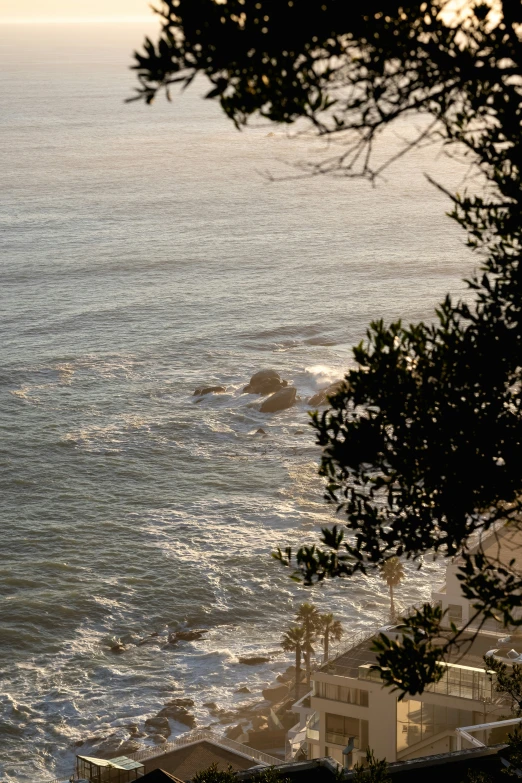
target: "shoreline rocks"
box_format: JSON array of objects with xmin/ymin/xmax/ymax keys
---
[
  {"xmin": 308, "ymin": 379, "xmax": 345, "ymax": 408},
  {"xmin": 243, "ymin": 369, "xmax": 288, "ymax": 395},
  {"xmin": 144, "ymin": 716, "xmax": 171, "ymax": 739},
  {"xmin": 238, "ymin": 655, "xmax": 271, "ymax": 665},
  {"xmin": 260, "ymin": 386, "xmax": 296, "ymax": 413},
  {"xmin": 193, "ymin": 386, "xmax": 226, "ymax": 396},
  {"xmin": 157, "ymin": 698, "xmax": 196, "ymax": 727},
  {"xmin": 168, "ymin": 629, "xmax": 206, "ymax": 644}
]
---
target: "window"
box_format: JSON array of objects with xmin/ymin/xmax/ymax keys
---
[
  {"xmin": 448, "ymin": 604, "xmax": 463, "ymax": 623},
  {"xmin": 314, "ymin": 681, "xmax": 369, "ymax": 706},
  {"xmin": 325, "ymin": 713, "xmax": 369, "ymax": 749},
  {"xmin": 396, "ymin": 700, "xmax": 474, "ymax": 753}
]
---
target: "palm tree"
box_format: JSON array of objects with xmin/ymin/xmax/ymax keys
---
[
  {"xmin": 317, "ymin": 613, "xmax": 343, "ymax": 662},
  {"xmin": 296, "ymin": 602, "xmax": 319, "ymax": 686},
  {"xmin": 379, "ymin": 557, "xmax": 405, "ymax": 620},
  {"xmin": 281, "ymin": 626, "xmax": 305, "ymax": 702}
]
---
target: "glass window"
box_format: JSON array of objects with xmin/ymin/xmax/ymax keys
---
[
  {"xmin": 315, "ymin": 681, "xmax": 368, "ymax": 706},
  {"xmin": 448, "ymin": 604, "xmax": 463, "ymax": 623}
]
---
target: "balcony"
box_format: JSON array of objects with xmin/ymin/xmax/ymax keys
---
[
  {"xmin": 359, "ymin": 662, "xmax": 495, "ymax": 702},
  {"xmin": 325, "ymin": 732, "xmax": 360, "ymax": 748}
]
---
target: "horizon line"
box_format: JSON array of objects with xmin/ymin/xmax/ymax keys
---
[{"xmin": 0, "ymin": 15, "xmax": 157, "ymax": 25}]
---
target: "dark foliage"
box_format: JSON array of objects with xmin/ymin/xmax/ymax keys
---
[
  {"xmin": 351, "ymin": 749, "xmax": 391, "ymax": 783},
  {"xmin": 132, "ymin": 2, "xmax": 522, "ymax": 695},
  {"xmin": 193, "ymin": 765, "xmax": 289, "ymax": 783}
]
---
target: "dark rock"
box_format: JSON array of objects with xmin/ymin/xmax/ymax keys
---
[
  {"xmin": 235, "ymin": 686, "xmax": 251, "ymax": 694},
  {"xmin": 225, "ymin": 724, "xmax": 247, "ymax": 741},
  {"xmin": 165, "ymin": 697, "xmax": 195, "ymax": 708},
  {"xmin": 96, "ymin": 736, "xmax": 141, "ymax": 757},
  {"xmin": 157, "ymin": 704, "xmax": 196, "ymax": 727},
  {"xmin": 238, "ymin": 655, "xmax": 271, "ymax": 665},
  {"xmin": 262, "ymin": 684, "xmax": 290, "ymax": 703},
  {"xmin": 243, "ymin": 370, "xmax": 286, "ymax": 395},
  {"xmin": 293, "ymin": 430, "xmax": 304, "ymax": 435},
  {"xmin": 218, "ymin": 711, "xmax": 239, "ymax": 723},
  {"xmin": 255, "ymin": 428, "xmax": 267, "ymax": 436},
  {"xmin": 150, "ymin": 734, "xmax": 167, "ymax": 745},
  {"xmin": 144, "ymin": 717, "xmax": 171, "ymax": 738},
  {"xmin": 260, "ymin": 387, "xmax": 297, "ymax": 413},
  {"xmin": 194, "ymin": 386, "xmax": 226, "ymax": 396},
  {"xmin": 203, "ymin": 701, "xmax": 218, "ymax": 710},
  {"xmin": 168, "ymin": 630, "xmax": 206, "ymax": 644},
  {"xmin": 308, "ymin": 380, "xmax": 345, "ymax": 408},
  {"xmin": 127, "ymin": 724, "xmax": 145, "ymax": 739},
  {"xmin": 110, "ymin": 643, "xmax": 126, "ymax": 654},
  {"xmin": 278, "ymin": 665, "xmax": 296, "ymax": 682}
]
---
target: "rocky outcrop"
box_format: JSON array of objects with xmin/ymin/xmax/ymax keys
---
[
  {"xmin": 225, "ymin": 723, "xmax": 248, "ymax": 741},
  {"xmin": 254, "ymin": 428, "xmax": 267, "ymax": 436},
  {"xmin": 144, "ymin": 716, "xmax": 171, "ymax": 739},
  {"xmin": 157, "ymin": 698, "xmax": 196, "ymax": 727},
  {"xmin": 262, "ymin": 684, "xmax": 290, "ymax": 703},
  {"xmin": 235, "ymin": 685, "xmax": 251, "ymax": 694},
  {"xmin": 168, "ymin": 629, "xmax": 206, "ymax": 644},
  {"xmin": 243, "ymin": 369, "xmax": 288, "ymax": 395},
  {"xmin": 308, "ymin": 380, "xmax": 345, "ymax": 408},
  {"xmin": 238, "ymin": 655, "xmax": 271, "ymax": 665},
  {"xmin": 193, "ymin": 386, "xmax": 226, "ymax": 396},
  {"xmin": 95, "ymin": 736, "xmax": 141, "ymax": 758},
  {"xmin": 109, "ymin": 643, "xmax": 125, "ymax": 654},
  {"xmin": 260, "ymin": 386, "xmax": 296, "ymax": 413}
]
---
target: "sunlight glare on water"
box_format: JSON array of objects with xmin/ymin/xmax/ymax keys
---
[{"xmin": 0, "ymin": 21, "xmax": 472, "ymax": 781}]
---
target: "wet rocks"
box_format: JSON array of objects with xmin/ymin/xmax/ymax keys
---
[
  {"xmin": 238, "ymin": 655, "xmax": 271, "ymax": 665},
  {"xmin": 109, "ymin": 643, "xmax": 126, "ymax": 654},
  {"xmin": 95, "ymin": 735, "xmax": 141, "ymax": 758},
  {"xmin": 150, "ymin": 733, "xmax": 168, "ymax": 745},
  {"xmin": 254, "ymin": 428, "xmax": 267, "ymax": 436},
  {"xmin": 308, "ymin": 380, "xmax": 345, "ymax": 408},
  {"xmin": 235, "ymin": 686, "xmax": 251, "ymax": 694},
  {"xmin": 194, "ymin": 386, "xmax": 226, "ymax": 396},
  {"xmin": 225, "ymin": 723, "xmax": 248, "ymax": 741},
  {"xmin": 168, "ymin": 629, "xmax": 206, "ymax": 644},
  {"xmin": 260, "ymin": 386, "xmax": 296, "ymax": 413},
  {"xmin": 157, "ymin": 699, "xmax": 196, "ymax": 727},
  {"xmin": 262, "ymin": 684, "xmax": 290, "ymax": 703},
  {"xmin": 276, "ymin": 665, "xmax": 296, "ymax": 683},
  {"xmin": 144, "ymin": 716, "xmax": 171, "ymax": 739},
  {"xmin": 243, "ymin": 370, "xmax": 287, "ymax": 395},
  {"xmin": 126, "ymin": 724, "xmax": 146, "ymax": 739}
]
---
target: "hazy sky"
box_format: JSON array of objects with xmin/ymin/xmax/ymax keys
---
[{"xmin": 0, "ymin": 0, "xmax": 154, "ymax": 22}]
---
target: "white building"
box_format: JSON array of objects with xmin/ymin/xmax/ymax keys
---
[{"xmin": 296, "ymin": 526, "xmax": 522, "ymax": 767}]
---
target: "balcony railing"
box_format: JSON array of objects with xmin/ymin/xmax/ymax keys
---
[
  {"xmin": 359, "ymin": 662, "xmax": 495, "ymax": 703},
  {"xmin": 325, "ymin": 732, "xmax": 360, "ymax": 748}
]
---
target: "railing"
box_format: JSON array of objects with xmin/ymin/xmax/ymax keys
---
[
  {"xmin": 359, "ymin": 662, "xmax": 496, "ymax": 703},
  {"xmin": 43, "ymin": 778, "xmax": 78, "ymax": 783},
  {"xmin": 126, "ymin": 729, "xmax": 282, "ymax": 767},
  {"xmin": 325, "ymin": 731, "xmax": 348, "ymax": 747}
]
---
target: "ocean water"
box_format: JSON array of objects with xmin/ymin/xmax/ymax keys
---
[{"xmin": 1, "ymin": 22, "xmax": 475, "ymax": 782}]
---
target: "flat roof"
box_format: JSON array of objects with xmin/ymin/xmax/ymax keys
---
[
  {"xmin": 141, "ymin": 740, "xmax": 258, "ymax": 780},
  {"xmin": 77, "ymin": 755, "xmax": 144, "ymax": 771},
  {"xmin": 316, "ymin": 630, "xmax": 505, "ymax": 680}
]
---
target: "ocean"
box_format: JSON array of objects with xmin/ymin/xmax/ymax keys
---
[{"xmin": 0, "ymin": 21, "xmax": 474, "ymax": 781}]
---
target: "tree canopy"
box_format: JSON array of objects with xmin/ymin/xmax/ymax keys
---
[{"xmin": 131, "ymin": 1, "xmax": 522, "ymax": 696}]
